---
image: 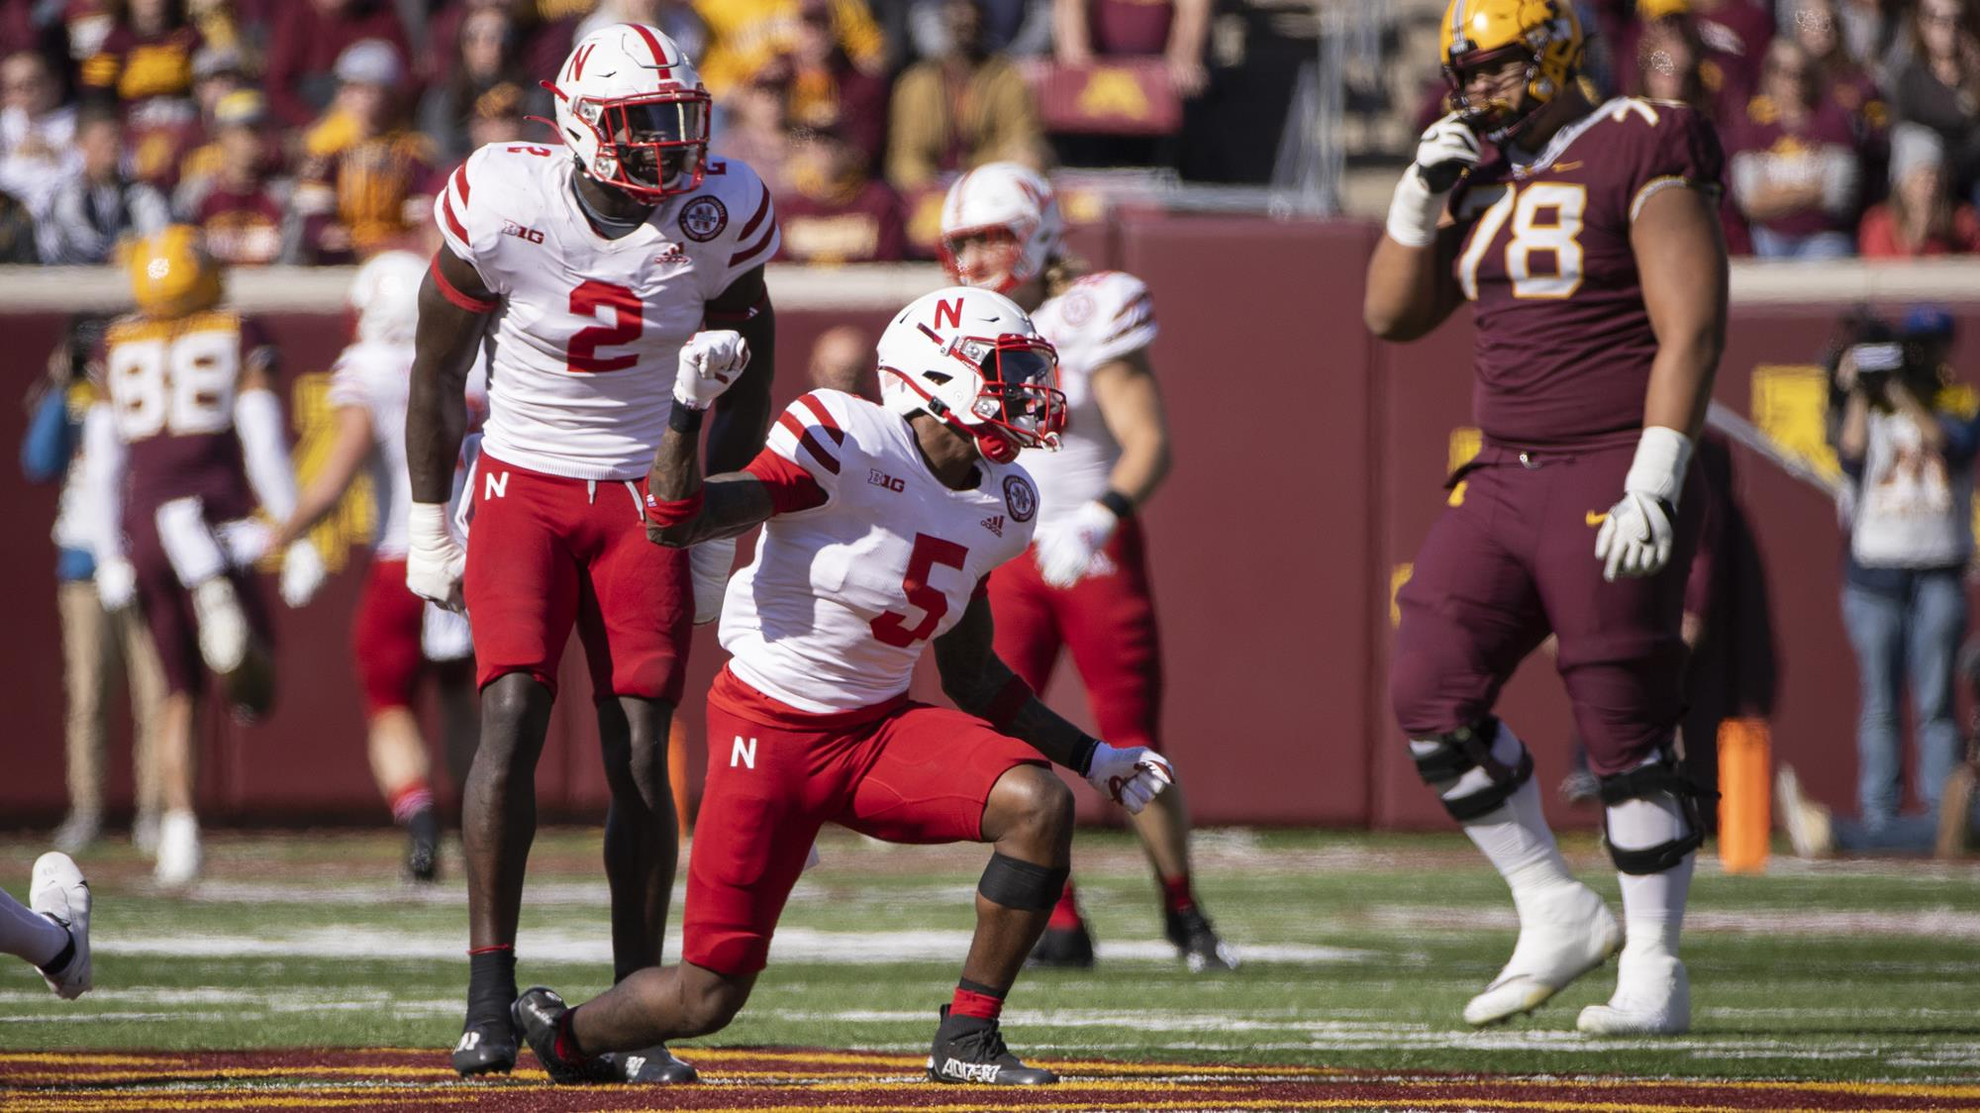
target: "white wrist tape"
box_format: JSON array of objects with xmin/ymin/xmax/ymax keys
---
[
  {"xmin": 1624, "ymin": 425, "xmax": 1693, "ymax": 506},
  {"xmin": 409, "ymin": 502, "xmax": 456, "ymax": 549},
  {"xmin": 234, "ymin": 389, "xmax": 297, "ymax": 521},
  {"xmin": 1385, "ymin": 167, "xmax": 1447, "ymax": 248}
]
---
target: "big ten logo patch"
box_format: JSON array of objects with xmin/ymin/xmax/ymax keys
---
[
  {"xmin": 290, "ymin": 371, "xmax": 375, "ymax": 573},
  {"xmin": 868, "ymin": 468, "xmax": 904, "ymax": 493},
  {"xmin": 1447, "ymin": 426, "xmax": 1481, "ymax": 507},
  {"xmin": 1750, "ymin": 365, "xmax": 1841, "ymax": 483}
]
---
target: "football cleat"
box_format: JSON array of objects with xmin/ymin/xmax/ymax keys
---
[
  {"xmin": 192, "ymin": 577, "xmax": 249, "ymax": 675},
  {"xmin": 405, "ymin": 808, "xmax": 440, "ymax": 884},
  {"xmin": 153, "ymin": 810, "xmax": 202, "ymax": 888},
  {"xmin": 1577, "ymin": 952, "xmax": 1690, "ymax": 1036},
  {"xmin": 30, "ymin": 852, "xmax": 92, "ymax": 999},
  {"xmin": 1026, "ymin": 921, "xmax": 1096, "ymax": 970},
  {"xmin": 1464, "ymin": 882, "xmax": 1620, "ymax": 1026},
  {"xmin": 452, "ymin": 1015, "xmax": 519, "ymax": 1077},
  {"xmin": 1165, "ymin": 907, "xmax": 1239, "ymax": 973},
  {"xmin": 602, "ymin": 1045, "xmax": 699, "ymax": 1083},
  {"xmin": 133, "ymin": 808, "xmax": 161, "ymax": 857},
  {"xmin": 926, "ymin": 1004, "xmax": 1058, "ymax": 1086},
  {"xmin": 52, "ymin": 809, "xmax": 102, "ymax": 855},
  {"xmin": 512, "ymin": 986, "xmax": 617, "ymax": 1085}
]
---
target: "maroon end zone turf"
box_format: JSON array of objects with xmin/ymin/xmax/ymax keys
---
[{"xmin": 4, "ymin": 1047, "xmax": 1976, "ymax": 1112}]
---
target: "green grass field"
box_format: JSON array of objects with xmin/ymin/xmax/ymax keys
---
[{"xmin": 4, "ymin": 826, "xmax": 1978, "ymax": 1100}]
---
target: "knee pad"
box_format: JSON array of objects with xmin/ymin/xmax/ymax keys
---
[
  {"xmin": 1598, "ymin": 757, "xmax": 1712, "ymax": 875},
  {"xmin": 977, "ymin": 852, "xmax": 1068, "ymax": 912},
  {"xmin": 1410, "ymin": 717, "xmax": 1533, "ymax": 822}
]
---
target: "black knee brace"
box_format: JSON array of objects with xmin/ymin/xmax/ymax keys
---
[
  {"xmin": 1412, "ymin": 718, "xmax": 1534, "ymax": 822},
  {"xmin": 1598, "ymin": 760, "xmax": 1714, "ymax": 875},
  {"xmin": 977, "ymin": 852, "xmax": 1069, "ymax": 911}
]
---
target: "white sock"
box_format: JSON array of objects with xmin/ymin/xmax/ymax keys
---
[
  {"xmin": 1606, "ymin": 766, "xmax": 1693, "ymax": 961},
  {"xmin": 156, "ymin": 498, "xmax": 227, "ymax": 586},
  {"xmin": 1412, "ymin": 723, "xmax": 1579, "ymax": 910},
  {"xmin": 0, "ymin": 888, "xmax": 70, "ymax": 969}
]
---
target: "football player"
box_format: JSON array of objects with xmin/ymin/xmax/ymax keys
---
[
  {"xmin": 1364, "ymin": 0, "xmax": 1728, "ymax": 1035},
  {"xmin": 508, "ymin": 287, "xmax": 1173, "ymax": 1087},
  {"xmin": 0, "ymin": 852, "xmax": 91, "ymax": 999},
  {"xmin": 937, "ymin": 163, "xmax": 1234, "ymax": 973},
  {"xmin": 269, "ymin": 252, "xmax": 486, "ymax": 883},
  {"xmin": 403, "ymin": 23, "xmax": 780, "ymax": 1081},
  {"xmin": 85, "ymin": 226, "xmax": 325, "ymax": 888}
]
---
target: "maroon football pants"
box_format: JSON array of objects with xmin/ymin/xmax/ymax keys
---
[{"xmin": 1390, "ymin": 441, "xmax": 1703, "ymax": 776}]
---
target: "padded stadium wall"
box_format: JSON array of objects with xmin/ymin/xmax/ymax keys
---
[{"xmin": 1, "ymin": 236, "xmax": 1974, "ymax": 830}]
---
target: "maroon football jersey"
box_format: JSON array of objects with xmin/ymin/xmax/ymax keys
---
[
  {"xmin": 1450, "ymin": 97, "xmax": 1724, "ymax": 448},
  {"xmin": 96, "ymin": 310, "xmax": 272, "ymax": 511}
]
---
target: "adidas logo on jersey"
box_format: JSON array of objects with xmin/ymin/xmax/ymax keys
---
[{"xmin": 980, "ymin": 515, "xmax": 1005, "ymax": 537}]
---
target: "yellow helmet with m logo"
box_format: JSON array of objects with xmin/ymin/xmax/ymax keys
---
[
  {"xmin": 1440, "ymin": 0, "xmax": 1584, "ymax": 141},
  {"xmin": 125, "ymin": 225, "xmax": 224, "ymax": 320}
]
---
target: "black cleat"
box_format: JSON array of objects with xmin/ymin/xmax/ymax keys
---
[
  {"xmin": 602, "ymin": 1045, "xmax": 700, "ymax": 1083},
  {"xmin": 405, "ymin": 808, "xmax": 440, "ymax": 883},
  {"xmin": 512, "ymin": 986, "xmax": 617, "ymax": 1085},
  {"xmin": 1026, "ymin": 920, "xmax": 1096, "ymax": 969},
  {"xmin": 925, "ymin": 1005, "xmax": 1058, "ymax": 1085},
  {"xmin": 1165, "ymin": 906, "xmax": 1239, "ymax": 973},
  {"xmin": 452, "ymin": 1015, "xmax": 519, "ymax": 1077}
]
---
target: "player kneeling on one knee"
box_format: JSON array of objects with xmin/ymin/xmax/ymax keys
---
[{"xmin": 511, "ymin": 286, "xmax": 1173, "ymax": 1086}]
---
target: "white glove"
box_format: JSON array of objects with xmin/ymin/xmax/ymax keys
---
[
  {"xmin": 279, "ymin": 539, "xmax": 325, "ymax": 608},
  {"xmin": 1034, "ymin": 500, "xmax": 1121, "ymax": 588},
  {"xmin": 407, "ymin": 501, "xmax": 468, "ymax": 613},
  {"xmin": 672, "ymin": 330, "xmax": 750, "ymax": 411},
  {"xmin": 1595, "ymin": 426, "xmax": 1692, "ymax": 583},
  {"xmin": 94, "ymin": 556, "xmax": 138, "ymax": 611},
  {"xmin": 689, "ymin": 536, "xmax": 737, "ymax": 626},
  {"xmin": 1084, "ymin": 743, "xmax": 1175, "ymax": 815},
  {"xmin": 1386, "ymin": 112, "xmax": 1481, "ymax": 247}
]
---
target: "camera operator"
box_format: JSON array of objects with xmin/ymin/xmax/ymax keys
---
[{"xmin": 1780, "ymin": 309, "xmax": 1980, "ymax": 855}]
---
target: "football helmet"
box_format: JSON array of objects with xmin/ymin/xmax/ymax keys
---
[
  {"xmin": 937, "ymin": 163, "xmax": 1062, "ymax": 295},
  {"xmin": 1440, "ymin": 0, "xmax": 1583, "ymax": 142},
  {"xmin": 546, "ymin": 23, "xmax": 710, "ymax": 202},
  {"xmin": 127, "ymin": 225, "xmax": 223, "ymax": 319},
  {"xmin": 349, "ymin": 250, "xmax": 425, "ymax": 345},
  {"xmin": 876, "ymin": 287, "xmax": 1065, "ymax": 465}
]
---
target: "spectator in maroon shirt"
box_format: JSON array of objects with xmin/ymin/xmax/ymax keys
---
[
  {"xmin": 1728, "ymin": 38, "xmax": 1865, "ymax": 258},
  {"xmin": 776, "ymin": 129, "xmax": 905, "ymax": 263},
  {"xmin": 1636, "ymin": 8, "xmax": 1755, "ymax": 252},
  {"xmin": 179, "ymin": 90, "xmax": 284, "ymax": 266},
  {"xmin": 773, "ymin": 0, "xmax": 889, "ymax": 173},
  {"xmin": 264, "ymin": 0, "xmax": 412, "ymax": 129},
  {"xmin": 1859, "ymin": 122, "xmax": 1980, "ymax": 255},
  {"xmin": 1791, "ymin": 0, "xmax": 1889, "ymax": 146},
  {"xmin": 1620, "ymin": 0, "xmax": 1754, "ymax": 120}
]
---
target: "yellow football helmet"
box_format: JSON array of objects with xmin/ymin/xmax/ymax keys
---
[
  {"xmin": 126, "ymin": 225, "xmax": 224, "ymax": 319},
  {"xmin": 1439, "ymin": 0, "xmax": 1584, "ymax": 140}
]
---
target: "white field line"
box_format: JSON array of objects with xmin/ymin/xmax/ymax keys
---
[
  {"xmin": 1369, "ymin": 905, "xmax": 1980, "ymax": 939},
  {"xmin": 88, "ymin": 926, "xmax": 1373, "ymax": 966}
]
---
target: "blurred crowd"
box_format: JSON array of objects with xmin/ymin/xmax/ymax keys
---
[
  {"xmin": 0, "ymin": 0, "xmax": 1318, "ymax": 269},
  {"xmin": 1420, "ymin": 0, "xmax": 1980, "ymax": 259}
]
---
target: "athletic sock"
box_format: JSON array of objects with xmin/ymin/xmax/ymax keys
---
[
  {"xmin": 390, "ymin": 782, "xmax": 435, "ymax": 826},
  {"xmin": 466, "ymin": 944, "xmax": 517, "ymax": 1027},
  {"xmin": 1160, "ymin": 873, "xmax": 1197, "ymax": 916},
  {"xmin": 1046, "ymin": 880, "xmax": 1083, "ymax": 931},
  {"xmin": 949, "ymin": 977, "xmax": 1006, "ymax": 1024},
  {"xmin": 0, "ymin": 890, "xmax": 72, "ymax": 969},
  {"xmin": 1413, "ymin": 724, "xmax": 1579, "ymax": 909},
  {"xmin": 554, "ymin": 1006, "xmax": 587, "ymax": 1061},
  {"xmin": 1607, "ymin": 779, "xmax": 1693, "ymax": 961}
]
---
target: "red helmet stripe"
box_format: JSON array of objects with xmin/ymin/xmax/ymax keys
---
[{"xmin": 627, "ymin": 23, "xmax": 674, "ymax": 72}]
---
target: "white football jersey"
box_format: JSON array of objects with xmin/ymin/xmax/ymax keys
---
[
  {"xmin": 326, "ymin": 339, "xmax": 488, "ymax": 558},
  {"xmin": 1022, "ymin": 271, "xmax": 1157, "ymax": 530},
  {"xmin": 435, "ymin": 143, "xmax": 779, "ymax": 480},
  {"xmin": 721, "ymin": 389, "xmax": 1040, "ymax": 713}
]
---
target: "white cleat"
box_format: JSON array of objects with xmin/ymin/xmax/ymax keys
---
[
  {"xmin": 29, "ymin": 852, "xmax": 92, "ymax": 999},
  {"xmin": 1464, "ymin": 883, "xmax": 1622, "ymax": 1026},
  {"xmin": 1577, "ymin": 951, "xmax": 1690, "ymax": 1035},
  {"xmin": 154, "ymin": 810, "xmax": 203, "ymax": 888},
  {"xmin": 193, "ymin": 577, "xmax": 249, "ymax": 675}
]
